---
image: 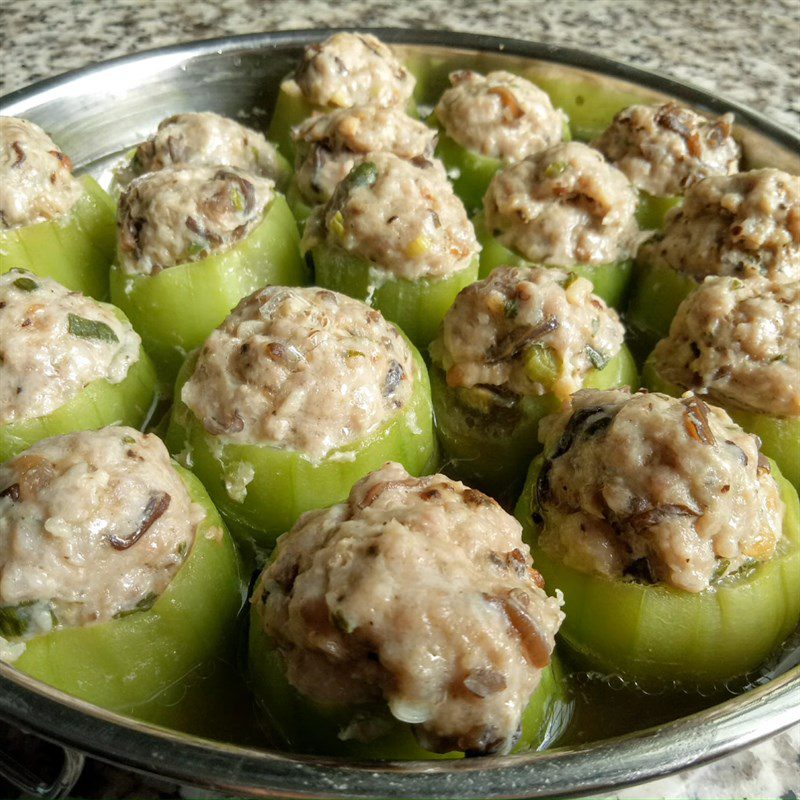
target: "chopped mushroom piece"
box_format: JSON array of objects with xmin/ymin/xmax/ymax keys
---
[{"xmin": 253, "ymin": 462, "xmax": 563, "ymax": 755}]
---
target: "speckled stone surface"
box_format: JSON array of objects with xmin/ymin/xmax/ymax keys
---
[{"xmin": 1, "ymin": 2, "xmax": 799, "ymax": 799}]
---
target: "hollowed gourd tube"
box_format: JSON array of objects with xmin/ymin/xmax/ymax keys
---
[
  {"xmin": 310, "ymin": 244, "xmax": 480, "ymax": 351},
  {"xmin": 165, "ymin": 344, "xmax": 439, "ymax": 553},
  {"xmin": 635, "ymin": 192, "xmax": 682, "ymax": 231},
  {"xmin": 514, "ymin": 456, "xmax": 800, "ymax": 690},
  {"xmin": 0, "ymin": 175, "xmax": 116, "ymax": 300},
  {"xmin": 0, "ymin": 306, "xmax": 158, "ymax": 462},
  {"xmin": 431, "ymin": 345, "xmax": 638, "ymax": 496},
  {"xmin": 247, "ymin": 601, "xmax": 571, "ymax": 758},
  {"xmin": 473, "ymin": 212, "xmax": 633, "ymax": 310},
  {"xmin": 109, "ymin": 193, "xmax": 308, "ymax": 387},
  {"xmin": 642, "ymin": 354, "xmax": 800, "ymax": 491},
  {"xmin": 9, "ymin": 465, "xmax": 245, "ymax": 730}
]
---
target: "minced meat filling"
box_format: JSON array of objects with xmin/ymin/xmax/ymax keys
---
[
  {"xmin": 294, "ymin": 33, "xmax": 415, "ymax": 110},
  {"xmin": 253, "ymin": 461, "xmax": 564, "ymax": 756},
  {"xmin": 181, "ymin": 287, "xmax": 415, "ymax": 460},
  {"xmin": 484, "ymin": 142, "xmax": 640, "ymax": 266},
  {"xmin": 117, "ymin": 165, "xmax": 274, "ymax": 276},
  {"xmin": 430, "ymin": 266, "xmax": 624, "ymax": 402},
  {"xmin": 641, "ymin": 169, "xmax": 800, "ymax": 280},
  {"xmin": 292, "ymin": 105, "xmax": 437, "ymax": 205},
  {"xmin": 302, "ymin": 153, "xmax": 479, "ymax": 281},
  {"xmin": 0, "ymin": 427, "xmax": 201, "ymax": 634},
  {"xmin": 0, "ymin": 117, "xmax": 83, "ymax": 230},
  {"xmin": 122, "ymin": 112, "xmax": 288, "ymax": 186},
  {"xmin": 0, "ymin": 271, "xmax": 141, "ymax": 425},
  {"xmin": 593, "ymin": 102, "xmax": 740, "ymax": 197},
  {"xmin": 652, "ymin": 276, "xmax": 800, "ymax": 418},
  {"xmin": 435, "ymin": 70, "xmax": 565, "ymax": 163},
  {"xmin": 535, "ymin": 389, "xmax": 784, "ymax": 593}
]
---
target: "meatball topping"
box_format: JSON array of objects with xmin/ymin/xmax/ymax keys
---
[
  {"xmin": 292, "ymin": 105, "xmax": 437, "ymax": 205},
  {"xmin": 181, "ymin": 287, "xmax": 415, "ymax": 460},
  {"xmin": 435, "ymin": 70, "xmax": 565, "ymax": 162},
  {"xmin": 253, "ymin": 462, "xmax": 564, "ymax": 755},
  {"xmin": 303, "ymin": 153, "xmax": 479, "ymax": 280},
  {"xmin": 430, "ymin": 266, "xmax": 624, "ymax": 402},
  {"xmin": 117, "ymin": 166, "xmax": 274, "ymax": 276},
  {"xmin": 0, "ymin": 117, "xmax": 83, "ymax": 230},
  {"xmin": 535, "ymin": 389, "xmax": 784, "ymax": 593},
  {"xmin": 594, "ymin": 102, "xmax": 740, "ymax": 197},
  {"xmin": 0, "ymin": 271, "xmax": 141, "ymax": 425},
  {"xmin": 294, "ymin": 33, "xmax": 415, "ymax": 110},
  {"xmin": 121, "ymin": 111, "xmax": 288, "ymax": 186},
  {"xmin": 484, "ymin": 142, "xmax": 640, "ymax": 266},
  {"xmin": 652, "ymin": 276, "xmax": 800, "ymax": 418},
  {"xmin": 0, "ymin": 427, "xmax": 201, "ymax": 637},
  {"xmin": 641, "ymin": 169, "xmax": 800, "ymax": 281}
]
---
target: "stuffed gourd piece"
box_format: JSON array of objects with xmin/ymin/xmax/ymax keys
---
[
  {"xmin": 430, "ymin": 70, "xmax": 569, "ymax": 213},
  {"xmin": 116, "ymin": 111, "xmax": 291, "ymax": 192},
  {"xmin": 0, "ymin": 271, "xmax": 157, "ymax": 461},
  {"xmin": 269, "ymin": 32, "xmax": 417, "ymax": 159},
  {"xmin": 429, "ymin": 265, "xmax": 637, "ymax": 496},
  {"xmin": 593, "ymin": 102, "xmax": 740, "ymax": 230},
  {"xmin": 0, "ymin": 117, "xmax": 115, "ymax": 300},
  {"xmin": 644, "ymin": 275, "xmax": 800, "ymax": 489},
  {"xmin": 0, "ymin": 427, "xmax": 244, "ymax": 729},
  {"xmin": 166, "ymin": 286, "xmax": 438, "ymax": 554},
  {"xmin": 475, "ymin": 141, "xmax": 641, "ymax": 309},
  {"xmin": 109, "ymin": 165, "xmax": 306, "ymax": 386},
  {"xmin": 249, "ymin": 462, "xmax": 570, "ymax": 758},
  {"xmin": 515, "ymin": 388, "xmax": 800, "ymax": 690},
  {"xmin": 303, "ymin": 153, "xmax": 480, "ymax": 349},
  {"xmin": 288, "ymin": 104, "xmax": 437, "ymax": 228},
  {"xmin": 627, "ymin": 168, "xmax": 800, "ymax": 355}
]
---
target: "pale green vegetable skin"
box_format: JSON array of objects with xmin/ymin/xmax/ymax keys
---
[
  {"xmin": 642, "ymin": 354, "xmax": 800, "ymax": 491},
  {"xmin": 247, "ymin": 599, "xmax": 571, "ymax": 758},
  {"xmin": 0, "ymin": 305, "xmax": 158, "ymax": 462},
  {"xmin": 109, "ymin": 193, "xmax": 308, "ymax": 387},
  {"xmin": 165, "ymin": 343, "xmax": 439, "ymax": 551},
  {"xmin": 10, "ymin": 465, "xmax": 246, "ymax": 729},
  {"xmin": 0, "ymin": 175, "xmax": 116, "ymax": 301},
  {"xmin": 472, "ymin": 212, "xmax": 634, "ymax": 310},
  {"xmin": 515, "ymin": 456, "xmax": 800, "ymax": 689}
]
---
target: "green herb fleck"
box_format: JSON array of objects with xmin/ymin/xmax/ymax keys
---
[
  {"xmin": 504, "ymin": 299, "xmax": 519, "ymax": 318},
  {"xmin": 185, "ymin": 241, "xmax": 207, "ymax": 260},
  {"xmin": 711, "ymin": 558, "xmax": 731, "ymax": 583},
  {"xmin": 0, "ymin": 601, "xmax": 53, "ymax": 638},
  {"xmin": 12, "ymin": 277, "xmax": 38, "ymax": 292},
  {"xmin": 113, "ymin": 592, "xmax": 158, "ymax": 619},
  {"xmin": 544, "ymin": 161, "xmax": 568, "ymax": 178},
  {"xmin": 231, "ymin": 185, "xmax": 245, "ymax": 212},
  {"xmin": 561, "ymin": 272, "xmax": 580, "ymax": 289},
  {"xmin": 331, "ymin": 609, "xmax": 356, "ymax": 634},
  {"xmin": 67, "ymin": 314, "xmax": 119, "ymax": 343},
  {"xmin": 586, "ymin": 345, "xmax": 609, "ymax": 371},
  {"xmin": 346, "ymin": 349, "xmax": 365, "ymax": 359},
  {"xmin": 343, "ymin": 161, "xmax": 378, "ymax": 193}
]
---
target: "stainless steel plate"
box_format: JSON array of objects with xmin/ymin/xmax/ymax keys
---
[{"xmin": 1, "ymin": 27, "xmax": 798, "ymax": 800}]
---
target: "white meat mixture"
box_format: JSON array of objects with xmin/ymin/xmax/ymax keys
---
[
  {"xmin": 430, "ymin": 267, "xmax": 624, "ymax": 402},
  {"xmin": 252, "ymin": 462, "xmax": 564, "ymax": 755},
  {"xmin": 641, "ymin": 169, "xmax": 800, "ymax": 280},
  {"xmin": 484, "ymin": 142, "xmax": 640, "ymax": 266},
  {"xmin": 0, "ymin": 117, "xmax": 83, "ymax": 230},
  {"xmin": 294, "ymin": 33, "xmax": 415, "ymax": 110},
  {"xmin": 303, "ymin": 153, "xmax": 479, "ymax": 281},
  {"xmin": 0, "ymin": 271, "xmax": 141, "ymax": 425},
  {"xmin": 535, "ymin": 389, "xmax": 784, "ymax": 593},
  {"xmin": 181, "ymin": 287, "xmax": 415, "ymax": 461},
  {"xmin": 652, "ymin": 276, "xmax": 800, "ymax": 418},
  {"xmin": 435, "ymin": 70, "xmax": 565, "ymax": 162},
  {"xmin": 0, "ymin": 427, "xmax": 202, "ymax": 637},
  {"xmin": 593, "ymin": 102, "xmax": 740, "ymax": 197},
  {"xmin": 121, "ymin": 112, "xmax": 288, "ymax": 186},
  {"xmin": 117, "ymin": 166, "xmax": 274, "ymax": 276},
  {"xmin": 292, "ymin": 105, "xmax": 437, "ymax": 205}
]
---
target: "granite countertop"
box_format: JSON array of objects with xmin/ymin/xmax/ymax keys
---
[{"xmin": 1, "ymin": 1, "xmax": 799, "ymax": 799}]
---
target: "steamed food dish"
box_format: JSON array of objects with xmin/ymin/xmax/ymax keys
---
[
  {"xmin": 0, "ymin": 270, "xmax": 156, "ymax": 460},
  {"xmin": 249, "ymin": 462, "xmax": 568, "ymax": 758},
  {"xmin": 432, "ymin": 70, "xmax": 567, "ymax": 211},
  {"xmin": 0, "ymin": 117, "xmax": 116, "ymax": 299},
  {"xmin": 166, "ymin": 286, "xmax": 437, "ymax": 550},
  {"xmin": 429, "ymin": 266, "xmax": 636, "ymax": 492}
]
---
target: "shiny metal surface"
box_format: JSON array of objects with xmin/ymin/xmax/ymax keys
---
[{"xmin": 0, "ymin": 27, "xmax": 798, "ymax": 799}]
